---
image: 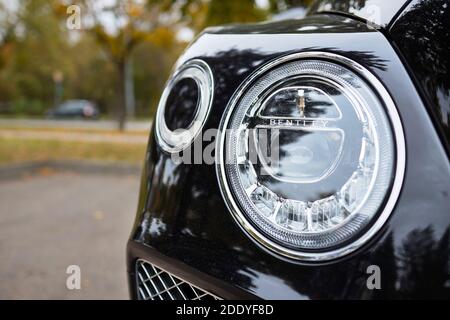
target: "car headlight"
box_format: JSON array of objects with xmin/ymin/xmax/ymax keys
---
[
  {"xmin": 216, "ymin": 52, "xmax": 405, "ymax": 261},
  {"xmin": 156, "ymin": 59, "xmax": 214, "ymax": 153}
]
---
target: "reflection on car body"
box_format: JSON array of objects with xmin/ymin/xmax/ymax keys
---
[{"xmin": 127, "ymin": 0, "xmax": 450, "ymax": 300}]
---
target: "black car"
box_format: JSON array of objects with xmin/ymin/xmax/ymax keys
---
[
  {"xmin": 46, "ymin": 100, "xmax": 99, "ymax": 119},
  {"xmin": 127, "ymin": 0, "xmax": 450, "ymax": 300}
]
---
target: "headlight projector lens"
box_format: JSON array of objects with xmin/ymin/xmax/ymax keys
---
[
  {"xmin": 216, "ymin": 52, "xmax": 405, "ymax": 261},
  {"xmin": 156, "ymin": 59, "xmax": 213, "ymax": 153}
]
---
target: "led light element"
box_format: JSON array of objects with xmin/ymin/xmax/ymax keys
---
[
  {"xmin": 156, "ymin": 59, "xmax": 213, "ymax": 153},
  {"xmin": 216, "ymin": 52, "xmax": 405, "ymax": 261}
]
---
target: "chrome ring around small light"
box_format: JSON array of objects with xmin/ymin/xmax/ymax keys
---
[
  {"xmin": 155, "ymin": 59, "xmax": 214, "ymax": 153},
  {"xmin": 215, "ymin": 51, "xmax": 406, "ymax": 262}
]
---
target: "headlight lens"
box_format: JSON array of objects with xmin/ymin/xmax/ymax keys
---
[
  {"xmin": 217, "ymin": 52, "xmax": 405, "ymax": 261},
  {"xmin": 156, "ymin": 59, "xmax": 213, "ymax": 153}
]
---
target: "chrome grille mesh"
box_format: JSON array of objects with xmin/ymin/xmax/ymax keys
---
[{"xmin": 136, "ymin": 259, "xmax": 221, "ymax": 300}]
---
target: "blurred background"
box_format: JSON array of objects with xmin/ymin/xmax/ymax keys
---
[{"xmin": 0, "ymin": 0, "xmax": 313, "ymax": 299}]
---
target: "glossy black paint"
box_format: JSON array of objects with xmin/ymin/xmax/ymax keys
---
[
  {"xmin": 309, "ymin": 0, "xmax": 411, "ymax": 28},
  {"xmin": 390, "ymin": 0, "xmax": 450, "ymax": 156},
  {"xmin": 127, "ymin": 13, "xmax": 450, "ymax": 299}
]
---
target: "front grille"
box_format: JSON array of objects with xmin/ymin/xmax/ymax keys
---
[{"xmin": 136, "ymin": 259, "xmax": 221, "ymax": 300}]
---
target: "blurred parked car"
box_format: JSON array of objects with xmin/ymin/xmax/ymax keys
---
[{"xmin": 46, "ymin": 100, "xmax": 99, "ymax": 119}]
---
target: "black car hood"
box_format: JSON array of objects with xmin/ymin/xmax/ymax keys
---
[{"xmin": 308, "ymin": 0, "xmax": 412, "ymax": 28}]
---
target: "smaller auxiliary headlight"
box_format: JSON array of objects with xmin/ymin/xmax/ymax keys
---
[
  {"xmin": 216, "ymin": 52, "xmax": 405, "ymax": 261},
  {"xmin": 155, "ymin": 59, "xmax": 214, "ymax": 153}
]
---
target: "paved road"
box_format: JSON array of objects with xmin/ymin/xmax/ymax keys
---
[
  {"xmin": 0, "ymin": 118, "xmax": 151, "ymax": 132},
  {"xmin": 0, "ymin": 129, "xmax": 148, "ymax": 144},
  {"xmin": 0, "ymin": 169, "xmax": 140, "ymax": 299}
]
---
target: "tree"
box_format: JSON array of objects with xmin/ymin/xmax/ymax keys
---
[
  {"xmin": 186, "ymin": 0, "xmax": 314, "ymax": 31},
  {"xmin": 1, "ymin": 0, "xmax": 314, "ymax": 120},
  {"xmin": 268, "ymin": 0, "xmax": 314, "ymax": 13},
  {"xmin": 0, "ymin": 0, "xmax": 20, "ymax": 104},
  {"xmin": 76, "ymin": 0, "xmax": 186, "ymax": 130},
  {"xmin": 0, "ymin": 1, "xmax": 17, "ymax": 70},
  {"xmin": 0, "ymin": 0, "xmax": 75, "ymax": 114},
  {"xmin": 80, "ymin": 0, "xmax": 313, "ymax": 130},
  {"xmin": 203, "ymin": 0, "xmax": 266, "ymax": 26}
]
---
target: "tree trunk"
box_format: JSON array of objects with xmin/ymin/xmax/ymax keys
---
[
  {"xmin": 125, "ymin": 56, "xmax": 135, "ymax": 118},
  {"xmin": 116, "ymin": 60, "xmax": 127, "ymax": 131}
]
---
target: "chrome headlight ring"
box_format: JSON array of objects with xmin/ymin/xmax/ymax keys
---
[
  {"xmin": 216, "ymin": 52, "xmax": 406, "ymax": 262},
  {"xmin": 155, "ymin": 59, "xmax": 214, "ymax": 153}
]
